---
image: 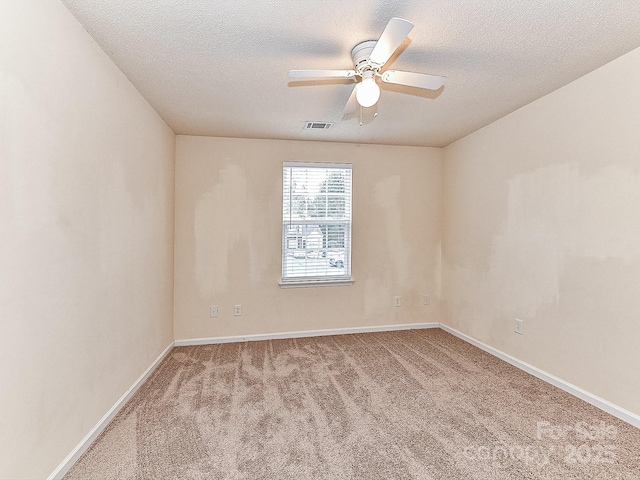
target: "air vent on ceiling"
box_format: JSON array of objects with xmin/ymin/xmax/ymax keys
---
[{"xmin": 304, "ymin": 121, "xmax": 333, "ymax": 130}]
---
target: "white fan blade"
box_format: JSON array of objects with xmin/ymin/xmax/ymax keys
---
[
  {"xmin": 380, "ymin": 70, "xmax": 446, "ymax": 90},
  {"xmin": 342, "ymin": 84, "xmax": 358, "ymax": 116},
  {"xmin": 368, "ymin": 18, "xmax": 414, "ymax": 67},
  {"xmin": 288, "ymin": 69, "xmax": 356, "ymax": 79}
]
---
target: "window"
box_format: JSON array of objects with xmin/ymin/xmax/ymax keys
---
[{"xmin": 281, "ymin": 162, "xmax": 352, "ymax": 285}]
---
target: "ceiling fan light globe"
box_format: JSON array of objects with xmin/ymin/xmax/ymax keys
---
[{"xmin": 356, "ymin": 78, "xmax": 380, "ymax": 108}]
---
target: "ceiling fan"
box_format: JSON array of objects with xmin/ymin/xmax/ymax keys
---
[{"xmin": 288, "ymin": 18, "xmax": 446, "ymax": 117}]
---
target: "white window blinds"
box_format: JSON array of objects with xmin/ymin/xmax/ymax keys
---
[{"xmin": 282, "ymin": 162, "xmax": 352, "ymax": 282}]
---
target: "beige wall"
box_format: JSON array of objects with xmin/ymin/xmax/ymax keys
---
[
  {"xmin": 174, "ymin": 136, "xmax": 443, "ymax": 340},
  {"xmin": 0, "ymin": 1, "xmax": 175, "ymax": 478},
  {"xmin": 443, "ymin": 46, "xmax": 640, "ymax": 416}
]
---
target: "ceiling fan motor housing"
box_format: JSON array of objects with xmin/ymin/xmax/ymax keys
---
[{"xmin": 351, "ymin": 40, "xmax": 378, "ymax": 73}]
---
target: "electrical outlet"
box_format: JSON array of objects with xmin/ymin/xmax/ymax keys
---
[
  {"xmin": 514, "ymin": 318, "xmax": 524, "ymax": 335},
  {"xmin": 394, "ymin": 296, "xmax": 401, "ymax": 307},
  {"xmin": 423, "ymin": 295, "xmax": 430, "ymax": 306},
  {"xmin": 234, "ymin": 305, "xmax": 242, "ymax": 316},
  {"xmin": 210, "ymin": 306, "xmax": 218, "ymax": 318}
]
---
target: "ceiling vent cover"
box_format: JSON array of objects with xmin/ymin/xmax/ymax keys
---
[{"xmin": 304, "ymin": 121, "xmax": 333, "ymax": 130}]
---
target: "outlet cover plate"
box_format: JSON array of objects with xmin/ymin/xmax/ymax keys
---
[{"xmin": 514, "ymin": 318, "xmax": 524, "ymax": 335}]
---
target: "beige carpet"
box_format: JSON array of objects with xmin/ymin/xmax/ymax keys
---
[{"xmin": 64, "ymin": 329, "xmax": 640, "ymax": 479}]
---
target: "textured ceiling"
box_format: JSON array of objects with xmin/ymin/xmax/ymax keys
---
[{"xmin": 60, "ymin": 0, "xmax": 640, "ymax": 147}]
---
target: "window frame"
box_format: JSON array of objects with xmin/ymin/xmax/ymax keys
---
[{"xmin": 280, "ymin": 162, "xmax": 353, "ymax": 288}]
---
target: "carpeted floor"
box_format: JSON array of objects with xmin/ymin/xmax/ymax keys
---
[{"xmin": 64, "ymin": 329, "xmax": 640, "ymax": 479}]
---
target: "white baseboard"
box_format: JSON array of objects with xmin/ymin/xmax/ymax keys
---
[
  {"xmin": 174, "ymin": 322, "xmax": 440, "ymax": 346},
  {"xmin": 439, "ymin": 324, "xmax": 640, "ymax": 429},
  {"xmin": 48, "ymin": 342, "xmax": 174, "ymax": 480},
  {"xmin": 51, "ymin": 321, "xmax": 639, "ymax": 479}
]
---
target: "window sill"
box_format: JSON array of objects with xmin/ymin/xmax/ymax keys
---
[{"xmin": 279, "ymin": 278, "xmax": 354, "ymax": 288}]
